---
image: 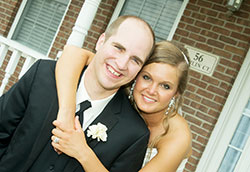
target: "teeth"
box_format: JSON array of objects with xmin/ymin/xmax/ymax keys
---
[
  {"xmin": 107, "ymin": 66, "xmax": 120, "ymax": 77},
  {"xmin": 143, "ymin": 96, "xmax": 155, "ymax": 102}
]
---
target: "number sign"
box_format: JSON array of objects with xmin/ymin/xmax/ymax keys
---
[{"xmin": 185, "ymin": 45, "xmax": 219, "ymax": 76}]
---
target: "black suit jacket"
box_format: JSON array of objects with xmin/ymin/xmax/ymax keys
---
[{"xmin": 0, "ymin": 60, "xmax": 149, "ymax": 172}]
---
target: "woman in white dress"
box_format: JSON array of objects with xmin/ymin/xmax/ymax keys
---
[{"xmin": 52, "ymin": 41, "xmax": 192, "ymax": 172}]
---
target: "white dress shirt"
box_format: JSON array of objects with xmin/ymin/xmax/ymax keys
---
[{"xmin": 76, "ymin": 72, "xmax": 115, "ymax": 131}]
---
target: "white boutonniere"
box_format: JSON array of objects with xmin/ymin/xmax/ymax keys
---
[{"xmin": 87, "ymin": 122, "xmax": 108, "ymax": 142}]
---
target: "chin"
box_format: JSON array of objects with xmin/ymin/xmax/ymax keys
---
[{"xmin": 137, "ymin": 105, "xmax": 151, "ymax": 113}]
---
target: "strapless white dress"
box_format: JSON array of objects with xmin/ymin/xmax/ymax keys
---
[{"xmin": 142, "ymin": 148, "xmax": 188, "ymax": 171}]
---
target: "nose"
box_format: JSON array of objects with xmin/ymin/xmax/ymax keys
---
[
  {"xmin": 116, "ymin": 55, "xmax": 129, "ymax": 70},
  {"xmin": 147, "ymin": 83, "xmax": 157, "ymax": 95}
]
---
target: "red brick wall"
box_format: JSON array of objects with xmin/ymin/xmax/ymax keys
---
[
  {"xmin": 173, "ymin": 0, "xmax": 250, "ymax": 171},
  {"xmin": 48, "ymin": 0, "xmax": 85, "ymax": 59},
  {"xmin": 0, "ymin": 0, "xmax": 21, "ymax": 36}
]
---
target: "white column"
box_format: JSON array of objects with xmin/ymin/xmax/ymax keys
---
[
  {"xmin": 66, "ymin": 0, "xmax": 101, "ymax": 47},
  {"xmin": 18, "ymin": 56, "xmax": 36, "ymax": 79},
  {"xmin": 0, "ymin": 44, "xmax": 9, "ymax": 67},
  {"xmin": 0, "ymin": 50, "xmax": 21, "ymax": 95}
]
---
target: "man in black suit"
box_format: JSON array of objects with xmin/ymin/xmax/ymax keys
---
[{"xmin": 0, "ymin": 15, "xmax": 155, "ymax": 172}]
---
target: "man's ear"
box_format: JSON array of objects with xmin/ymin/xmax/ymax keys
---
[{"xmin": 95, "ymin": 33, "xmax": 106, "ymax": 51}]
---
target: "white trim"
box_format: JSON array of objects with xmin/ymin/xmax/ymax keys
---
[
  {"xmin": 196, "ymin": 48, "xmax": 250, "ymax": 171},
  {"xmin": 47, "ymin": 0, "xmax": 72, "ymax": 56},
  {"xmin": 0, "ymin": 36, "xmax": 50, "ymax": 60},
  {"xmin": 7, "ymin": 0, "xmax": 28, "ymax": 39},
  {"xmin": 167, "ymin": 0, "xmax": 188, "ymax": 40}
]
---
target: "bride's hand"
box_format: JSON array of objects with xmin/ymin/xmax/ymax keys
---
[
  {"xmin": 53, "ymin": 108, "xmax": 75, "ymax": 154},
  {"xmin": 51, "ymin": 116, "xmax": 88, "ymax": 160}
]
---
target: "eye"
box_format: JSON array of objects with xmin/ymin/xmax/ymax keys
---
[
  {"xmin": 161, "ymin": 84, "xmax": 170, "ymax": 90},
  {"xmin": 131, "ymin": 56, "xmax": 143, "ymax": 66},
  {"xmin": 114, "ymin": 45, "xmax": 122, "ymax": 51},
  {"xmin": 132, "ymin": 57, "xmax": 140, "ymax": 65},
  {"xmin": 142, "ymin": 75, "xmax": 150, "ymax": 80}
]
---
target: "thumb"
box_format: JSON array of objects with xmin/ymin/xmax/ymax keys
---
[{"xmin": 74, "ymin": 116, "xmax": 82, "ymax": 131}]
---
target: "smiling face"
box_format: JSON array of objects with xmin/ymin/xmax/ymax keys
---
[
  {"xmin": 90, "ymin": 18, "xmax": 154, "ymax": 95},
  {"xmin": 133, "ymin": 63, "xmax": 180, "ymax": 115}
]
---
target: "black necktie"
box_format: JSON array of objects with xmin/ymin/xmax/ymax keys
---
[{"xmin": 76, "ymin": 100, "xmax": 92, "ymax": 126}]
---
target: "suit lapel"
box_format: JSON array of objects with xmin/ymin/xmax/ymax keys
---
[
  {"xmin": 23, "ymin": 96, "xmax": 58, "ymax": 171},
  {"xmin": 85, "ymin": 89, "xmax": 123, "ymax": 148}
]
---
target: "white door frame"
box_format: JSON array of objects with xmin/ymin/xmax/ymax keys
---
[{"xmin": 196, "ymin": 48, "xmax": 250, "ymax": 171}]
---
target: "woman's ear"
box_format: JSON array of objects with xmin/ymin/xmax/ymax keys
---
[
  {"xmin": 174, "ymin": 92, "xmax": 180, "ymax": 99},
  {"xmin": 95, "ymin": 33, "xmax": 106, "ymax": 51}
]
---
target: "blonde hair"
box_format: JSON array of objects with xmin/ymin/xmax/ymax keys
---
[{"xmin": 125, "ymin": 41, "xmax": 190, "ymax": 148}]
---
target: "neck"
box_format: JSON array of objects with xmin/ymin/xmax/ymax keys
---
[
  {"xmin": 142, "ymin": 111, "xmax": 164, "ymax": 129},
  {"xmin": 143, "ymin": 112, "xmax": 166, "ymax": 147},
  {"xmin": 84, "ymin": 66, "xmax": 118, "ymax": 100}
]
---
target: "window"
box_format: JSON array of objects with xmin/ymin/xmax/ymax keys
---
[
  {"xmin": 11, "ymin": 0, "xmax": 69, "ymax": 55},
  {"xmin": 218, "ymin": 99, "xmax": 250, "ymax": 172},
  {"xmin": 117, "ymin": 0, "xmax": 187, "ymax": 41}
]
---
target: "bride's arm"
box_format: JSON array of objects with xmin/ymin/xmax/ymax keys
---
[
  {"xmin": 55, "ymin": 45, "xmax": 94, "ymax": 129},
  {"xmin": 139, "ymin": 115, "xmax": 192, "ymax": 172}
]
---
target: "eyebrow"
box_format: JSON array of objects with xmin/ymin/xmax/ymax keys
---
[
  {"xmin": 113, "ymin": 42, "xmax": 126, "ymax": 51},
  {"xmin": 113, "ymin": 42, "xmax": 144, "ymax": 65}
]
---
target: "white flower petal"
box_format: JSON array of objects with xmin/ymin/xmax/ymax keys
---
[{"xmin": 86, "ymin": 123, "xmax": 108, "ymax": 142}]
